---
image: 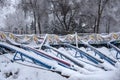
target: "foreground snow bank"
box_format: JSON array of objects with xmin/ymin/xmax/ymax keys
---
[
  {"xmin": 0, "ymin": 53, "xmax": 120, "ymax": 80},
  {"xmin": 68, "ymin": 69, "xmax": 120, "ymax": 80},
  {"xmin": 0, "ymin": 54, "xmax": 67, "ymax": 80}
]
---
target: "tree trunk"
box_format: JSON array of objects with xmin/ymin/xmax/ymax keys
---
[
  {"xmin": 96, "ymin": 0, "xmax": 109, "ymax": 33},
  {"xmin": 93, "ymin": 18, "xmax": 97, "ymax": 33},
  {"xmin": 96, "ymin": 0, "xmax": 101, "ymax": 33},
  {"xmin": 106, "ymin": 18, "xmax": 110, "ymax": 33},
  {"xmin": 33, "ymin": 11, "xmax": 37, "ymax": 34},
  {"xmin": 37, "ymin": 16, "xmax": 41, "ymax": 34},
  {"xmin": 96, "ymin": 15, "xmax": 101, "ymax": 33}
]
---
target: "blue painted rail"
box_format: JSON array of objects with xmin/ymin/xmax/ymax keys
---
[
  {"xmin": 21, "ymin": 46, "xmax": 76, "ymax": 70},
  {"xmin": 44, "ymin": 45, "xmax": 87, "ymax": 68},
  {"xmin": 5, "ymin": 37, "xmax": 79, "ymax": 71},
  {"xmin": 63, "ymin": 43, "xmax": 103, "ymax": 65},
  {"xmin": 108, "ymin": 40, "xmax": 120, "ymax": 59},
  {"xmin": 82, "ymin": 41, "xmax": 117, "ymax": 66},
  {"xmin": 0, "ymin": 42, "xmax": 55, "ymax": 70}
]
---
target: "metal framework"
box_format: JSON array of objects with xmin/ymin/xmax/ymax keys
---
[
  {"xmin": 62, "ymin": 43, "xmax": 103, "ymax": 64},
  {"xmin": 83, "ymin": 42, "xmax": 117, "ymax": 66},
  {"xmin": 108, "ymin": 41, "xmax": 120, "ymax": 59},
  {"xmin": 0, "ymin": 43, "xmax": 54, "ymax": 70}
]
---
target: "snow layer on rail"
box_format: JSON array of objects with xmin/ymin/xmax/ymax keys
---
[
  {"xmin": 0, "ymin": 42, "xmax": 58, "ymax": 67},
  {"xmin": 97, "ymin": 47, "xmax": 116, "ymax": 60},
  {"xmin": 0, "ymin": 54, "xmax": 68, "ymax": 80},
  {"xmin": 0, "ymin": 42, "xmax": 82, "ymax": 76},
  {"xmin": 44, "ymin": 45, "xmax": 84, "ymax": 67},
  {"xmin": 0, "ymin": 54, "xmax": 120, "ymax": 80},
  {"xmin": 82, "ymin": 41, "xmax": 117, "ymax": 63},
  {"xmin": 66, "ymin": 48, "xmax": 100, "ymax": 65},
  {"xmin": 6, "ymin": 37, "xmax": 21, "ymax": 46},
  {"xmin": 58, "ymin": 47, "xmax": 103, "ymax": 72},
  {"xmin": 78, "ymin": 47, "xmax": 116, "ymax": 70},
  {"xmin": 44, "ymin": 45, "xmax": 95, "ymax": 74}
]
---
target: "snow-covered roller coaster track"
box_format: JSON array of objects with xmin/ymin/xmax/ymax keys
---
[
  {"xmin": 0, "ymin": 42, "xmax": 58, "ymax": 70},
  {"xmin": 108, "ymin": 40, "xmax": 120, "ymax": 59},
  {"xmin": 21, "ymin": 46, "xmax": 77, "ymax": 71},
  {"xmin": 82, "ymin": 41, "xmax": 117, "ymax": 66},
  {"xmin": 44, "ymin": 44, "xmax": 89, "ymax": 68},
  {"xmin": 62, "ymin": 43, "xmax": 103, "ymax": 65}
]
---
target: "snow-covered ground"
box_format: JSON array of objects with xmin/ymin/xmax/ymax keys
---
[
  {"xmin": 0, "ymin": 54, "xmax": 68, "ymax": 80},
  {"xmin": 0, "ymin": 51, "xmax": 120, "ymax": 80},
  {"xmin": 0, "ymin": 32, "xmax": 120, "ymax": 80}
]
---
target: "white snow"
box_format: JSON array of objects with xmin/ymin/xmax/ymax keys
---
[
  {"xmin": 68, "ymin": 70, "xmax": 120, "ymax": 80},
  {"xmin": 0, "ymin": 33, "xmax": 120, "ymax": 80},
  {"xmin": 0, "ymin": 54, "xmax": 120, "ymax": 80},
  {"xmin": 0, "ymin": 54, "xmax": 68, "ymax": 80}
]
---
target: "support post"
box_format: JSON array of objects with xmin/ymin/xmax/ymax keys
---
[{"xmin": 75, "ymin": 32, "xmax": 78, "ymax": 48}]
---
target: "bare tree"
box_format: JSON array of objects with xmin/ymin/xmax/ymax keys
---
[
  {"xmin": 4, "ymin": 9, "xmax": 31, "ymax": 33},
  {"xmin": 3, "ymin": 0, "xmax": 120, "ymax": 34},
  {"xmin": 49, "ymin": 0, "xmax": 80, "ymax": 34},
  {"xmin": 18, "ymin": 0, "xmax": 48, "ymax": 34},
  {"xmin": 94, "ymin": 0, "xmax": 109, "ymax": 33}
]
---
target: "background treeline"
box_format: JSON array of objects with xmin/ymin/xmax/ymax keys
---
[{"xmin": 0, "ymin": 0, "xmax": 120, "ymax": 34}]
